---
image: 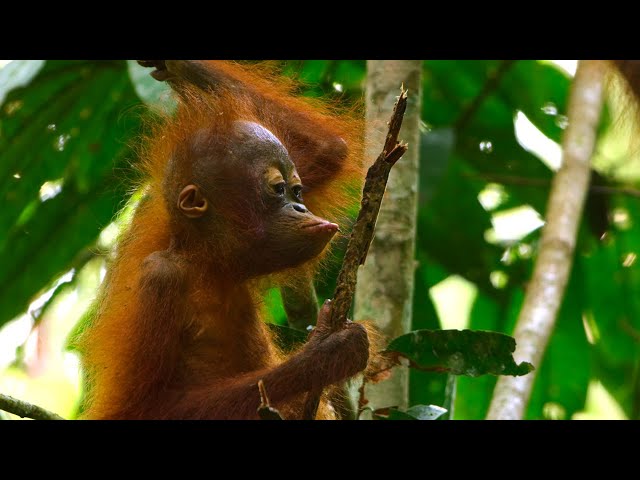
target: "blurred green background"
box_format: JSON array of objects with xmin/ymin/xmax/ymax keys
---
[{"xmin": 0, "ymin": 60, "xmax": 636, "ymax": 420}]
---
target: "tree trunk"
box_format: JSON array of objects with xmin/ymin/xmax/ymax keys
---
[
  {"xmin": 486, "ymin": 60, "xmax": 607, "ymax": 420},
  {"xmin": 355, "ymin": 60, "xmax": 423, "ymax": 412}
]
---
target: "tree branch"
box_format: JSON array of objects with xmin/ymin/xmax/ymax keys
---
[
  {"xmin": 257, "ymin": 380, "xmax": 284, "ymax": 420},
  {"xmin": 466, "ymin": 172, "xmax": 640, "ymax": 199},
  {"xmin": 454, "ymin": 60, "xmax": 516, "ymax": 132},
  {"xmin": 0, "ymin": 393, "xmax": 64, "ymax": 420},
  {"xmin": 327, "ymin": 88, "xmax": 408, "ymax": 331},
  {"xmin": 302, "ymin": 87, "xmax": 409, "ymax": 419},
  {"xmin": 486, "ymin": 60, "xmax": 608, "ymax": 420}
]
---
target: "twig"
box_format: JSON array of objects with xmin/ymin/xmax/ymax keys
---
[
  {"xmin": 327, "ymin": 87, "xmax": 408, "ymax": 330},
  {"xmin": 486, "ymin": 60, "xmax": 608, "ymax": 420},
  {"xmin": 257, "ymin": 380, "xmax": 284, "ymax": 420},
  {"xmin": 466, "ymin": 172, "xmax": 640, "ymax": 199},
  {"xmin": 302, "ymin": 87, "xmax": 409, "ymax": 419},
  {"xmin": 620, "ymin": 318, "xmax": 640, "ymax": 343},
  {"xmin": 454, "ymin": 61, "xmax": 516, "ymax": 131},
  {"xmin": 0, "ymin": 393, "xmax": 64, "ymax": 420}
]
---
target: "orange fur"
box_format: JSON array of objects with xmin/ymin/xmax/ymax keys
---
[{"xmin": 74, "ymin": 61, "xmax": 366, "ymax": 419}]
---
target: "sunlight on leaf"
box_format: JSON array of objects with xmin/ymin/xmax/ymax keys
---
[
  {"xmin": 0, "ymin": 60, "xmax": 44, "ymax": 106},
  {"xmin": 126, "ymin": 60, "xmax": 175, "ymax": 111},
  {"xmin": 545, "ymin": 60, "xmax": 578, "ymax": 77},
  {"xmin": 572, "ymin": 380, "xmax": 627, "ymax": 420},
  {"xmin": 429, "ymin": 275, "xmax": 477, "ymax": 330},
  {"xmin": 478, "ymin": 183, "xmax": 508, "ymax": 211},
  {"xmin": 514, "ymin": 110, "xmax": 562, "ymax": 170},
  {"xmin": 489, "ymin": 205, "xmax": 545, "ymax": 244},
  {"xmin": 39, "ymin": 179, "xmax": 64, "ymax": 202}
]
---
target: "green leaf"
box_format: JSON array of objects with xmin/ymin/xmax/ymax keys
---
[
  {"xmin": 578, "ymin": 194, "xmax": 640, "ymax": 418},
  {"xmin": 126, "ymin": 60, "xmax": 175, "ymax": 110},
  {"xmin": 0, "ymin": 60, "xmax": 45, "ymax": 105},
  {"xmin": 442, "ymin": 374, "xmax": 457, "ymax": 420},
  {"xmin": 417, "ymin": 127, "xmax": 504, "ymax": 296},
  {"xmin": 455, "ymin": 274, "xmax": 590, "ymax": 419},
  {"xmin": 454, "ymin": 292, "xmax": 510, "ymax": 419},
  {"xmin": 0, "ymin": 60, "xmax": 143, "ymax": 329},
  {"xmin": 281, "ymin": 60, "xmax": 365, "ymax": 101},
  {"xmin": 500, "ymin": 60, "xmax": 571, "ymax": 144},
  {"xmin": 423, "ymin": 60, "xmax": 503, "ymax": 127},
  {"xmin": 386, "ymin": 329, "xmax": 534, "ymax": 377},
  {"xmin": 409, "ymin": 251, "xmax": 449, "ymax": 408},
  {"xmin": 284, "ymin": 60, "xmax": 330, "ymax": 84},
  {"xmin": 264, "ymin": 287, "xmax": 288, "ymax": 326},
  {"xmin": 372, "ymin": 404, "xmax": 447, "ymax": 420}
]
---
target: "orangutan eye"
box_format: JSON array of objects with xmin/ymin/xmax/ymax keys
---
[
  {"xmin": 274, "ymin": 182, "xmax": 286, "ymax": 196},
  {"xmin": 292, "ymin": 185, "xmax": 303, "ymax": 201}
]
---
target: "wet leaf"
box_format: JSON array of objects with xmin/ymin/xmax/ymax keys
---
[
  {"xmin": 372, "ymin": 404, "xmax": 447, "ymax": 420},
  {"xmin": 386, "ymin": 329, "xmax": 534, "ymax": 377}
]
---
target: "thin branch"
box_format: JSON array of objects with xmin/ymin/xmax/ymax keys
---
[
  {"xmin": 302, "ymin": 388, "xmax": 322, "ymax": 420},
  {"xmin": 466, "ymin": 172, "xmax": 640, "ymax": 199},
  {"xmin": 328, "ymin": 88, "xmax": 408, "ymax": 331},
  {"xmin": 585, "ymin": 185, "xmax": 640, "ymax": 198},
  {"xmin": 486, "ymin": 60, "xmax": 608, "ymax": 420},
  {"xmin": 302, "ymin": 87, "xmax": 409, "ymax": 419},
  {"xmin": 454, "ymin": 61, "xmax": 516, "ymax": 131},
  {"xmin": 0, "ymin": 393, "xmax": 64, "ymax": 420},
  {"xmin": 620, "ymin": 318, "xmax": 640, "ymax": 343},
  {"xmin": 257, "ymin": 380, "xmax": 284, "ymax": 420}
]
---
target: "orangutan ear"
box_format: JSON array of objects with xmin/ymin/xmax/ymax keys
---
[{"xmin": 177, "ymin": 184, "xmax": 208, "ymax": 218}]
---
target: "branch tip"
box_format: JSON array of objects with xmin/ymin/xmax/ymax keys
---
[
  {"xmin": 302, "ymin": 82, "xmax": 410, "ymax": 418},
  {"xmin": 0, "ymin": 393, "xmax": 64, "ymax": 420}
]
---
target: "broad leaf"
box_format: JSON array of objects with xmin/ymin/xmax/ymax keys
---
[
  {"xmin": 0, "ymin": 60, "xmax": 143, "ymax": 328},
  {"xmin": 372, "ymin": 404, "xmax": 447, "ymax": 420},
  {"xmin": 386, "ymin": 329, "xmax": 534, "ymax": 377}
]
